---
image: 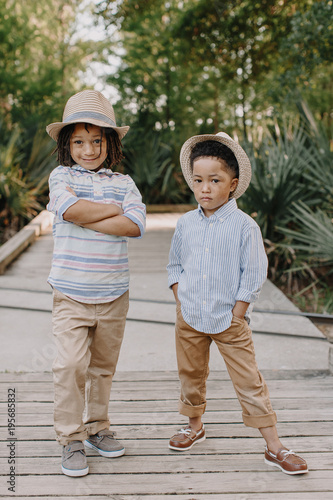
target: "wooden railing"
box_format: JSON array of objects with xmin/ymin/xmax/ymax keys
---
[{"xmin": 0, "ymin": 211, "xmax": 53, "ymax": 275}]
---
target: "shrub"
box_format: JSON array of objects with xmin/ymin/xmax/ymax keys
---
[
  {"xmin": 120, "ymin": 130, "xmax": 187, "ymax": 205},
  {"xmin": 0, "ymin": 123, "xmax": 56, "ymax": 244}
]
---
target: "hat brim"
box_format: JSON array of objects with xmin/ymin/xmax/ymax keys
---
[
  {"xmin": 46, "ymin": 119, "xmax": 130, "ymax": 141},
  {"xmin": 180, "ymin": 133, "xmax": 252, "ymax": 199}
]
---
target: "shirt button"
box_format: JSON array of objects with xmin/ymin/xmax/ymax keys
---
[
  {"xmin": 203, "ymin": 275, "xmax": 206, "ymax": 279},
  {"xmin": 209, "ymin": 223, "xmax": 213, "ymax": 228},
  {"xmin": 205, "ymin": 248, "xmax": 209, "ymax": 252},
  {"xmin": 203, "ymin": 301, "xmax": 206, "ymax": 305}
]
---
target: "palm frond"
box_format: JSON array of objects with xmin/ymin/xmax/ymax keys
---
[{"xmin": 278, "ymin": 201, "xmax": 333, "ymax": 267}]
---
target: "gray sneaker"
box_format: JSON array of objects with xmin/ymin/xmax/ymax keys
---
[
  {"xmin": 85, "ymin": 429, "xmax": 125, "ymax": 458},
  {"xmin": 62, "ymin": 441, "xmax": 89, "ymax": 477}
]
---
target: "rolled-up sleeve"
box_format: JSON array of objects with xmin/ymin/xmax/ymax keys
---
[
  {"xmin": 47, "ymin": 167, "xmax": 79, "ymax": 221},
  {"xmin": 236, "ymin": 226, "xmax": 268, "ymax": 304},
  {"xmin": 121, "ymin": 176, "xmax": 146, "ymax": 238},
  {"xmin": 167, "ymin": 219, "xmax": 183, "ymax": 288}
]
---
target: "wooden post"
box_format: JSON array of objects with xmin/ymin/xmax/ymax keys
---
[
  {"xmin": 324, "ymin": 331, "xmax": 333, "ymax": 375},
  {"xmin": 328, "ymin": 344, "xmax": 333, "ymax": 375}
]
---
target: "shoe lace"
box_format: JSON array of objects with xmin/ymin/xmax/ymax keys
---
[
  {"xmin": 282, "ymin": 449, "xmax": 296, "ymax": 458},
  {"xmin": 178, "ymin": 428, "xmax": 192, "ymax": 437},
  {"xmin": 97, "ymin": 429, "xmax": 116, "ymax": 441}
]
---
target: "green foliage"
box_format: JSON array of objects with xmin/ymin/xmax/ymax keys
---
[
  {"xmin": 238, "ymin": 103, "xmax": 333, "ymax": 311},
  {"xmin": 269, "ymin": 0, "xmax": 333, "ymax": 132},
  {"xmin": 291, "ymin": 283, "xmax": 333, "ymax": 315},
  {"xmin": 0, "ymin": 0, "xmax": 109, "ymax": 131},
  {"xmin": 98, "ymin": 0, "xmax": 328, "ymax": 137},
  {"xmin": 240, "ymin": 121, "xmax": 321, "ymax": 241},
  {"xmin": 295, "ymin": 101, "xmax": 333, "ymax": 210},
  {"xmin": 278, "ymin": 1, "xmax": 333, "ymax": 83},
  {"xmin": 0, "ymin": 0, "xmax": 111, "ymax": 243},
  {"xmin": 120, "ymin": 130, "xmax": 187, "ymax": 204},
  {"xmin": 276, "ymin": 202, "xmax": 333, "ymax": 313},
  {"xmin": 0, "ymin": 127, "xmax": 35, "ymax": 240},
  {"xmin": 0, "ymin": 123, "xmax": 56, "ymax": 243},
  {"xmin": 100, "ymin": 0, "xmax": 203, "ymax": 140},
  {"xmin": 279, "ymin": 202, "xmax": 333, "ymax": 270}
]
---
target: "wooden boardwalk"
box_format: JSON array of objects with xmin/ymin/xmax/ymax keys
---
[{"xmin": 1, "ymin": 369, "xmax": 333, "ymax": 499}]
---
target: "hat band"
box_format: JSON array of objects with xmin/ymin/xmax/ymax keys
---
[{"xmin": 64, "ymin": 111, "xmax": 116, "ymax": 127}]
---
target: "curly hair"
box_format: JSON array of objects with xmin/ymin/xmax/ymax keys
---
[
  {"xmin": 190, "ymin": 140, "xmax": 239, "ymax": 178},
  {"xmin": 55, "ymin": 123, "xmax": 124, "ymax": 168}
]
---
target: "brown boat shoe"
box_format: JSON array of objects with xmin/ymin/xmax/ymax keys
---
[
  {"xmin": 169, "ymin": 424, "xmax": 205, "ymax": 451},
  {"xmin": 265, "ymin": 446, "xmax": 308, "ymax": 475}
]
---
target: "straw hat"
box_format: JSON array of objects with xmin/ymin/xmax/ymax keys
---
[
  {"xmin": 46, "ymin": 90, "xmax": 130, "ymax": 141},
  {"xmin": 180, "ymin": 132, "xmax": 252, "ymax": 199}
]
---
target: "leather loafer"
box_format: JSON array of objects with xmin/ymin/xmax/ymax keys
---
[
  {"xmin": 169, "ymin": 424, "xmax": 205, "ymax": 451},
  {"xmin": 265, "ymin": 446, "xmax": 308, "ymax": 475}
]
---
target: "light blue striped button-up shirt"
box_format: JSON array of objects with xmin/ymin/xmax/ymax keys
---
[{"xmin": 167, "ymin": 198, "xmax": 268, "ymax": 334}]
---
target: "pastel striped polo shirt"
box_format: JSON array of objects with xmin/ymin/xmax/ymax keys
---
[{"xmin": 47, "ymin": 165, "xmax": 146, "ymax": 303}]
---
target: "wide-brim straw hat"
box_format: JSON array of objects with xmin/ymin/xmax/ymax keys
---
[
  {"xmin": 180, "ymin": 132, "xmax": 252, "ymax": 199},
  {"xmin": 46, "ymin": 90, "xmax": 130, "ymax": 141}
]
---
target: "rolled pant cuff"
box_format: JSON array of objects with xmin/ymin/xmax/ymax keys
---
[
  {"xmin": 57, "ymin": 430, "xmax": 89, "ymax": 446},
  {"xmin": 178, "ymin": 399, "xmax": 206, "ymax": 418},
  {"xmin": 243, "ymin": 411, "xmax": 277, "ymax": 429},
  {"xmin": 85, "ymin": 420, "xmax": 110, "ymax": 437}
]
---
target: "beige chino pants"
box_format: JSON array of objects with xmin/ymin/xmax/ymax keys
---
[
  {"xmin": 52, "ymin": 289, "xmax": 129, "ymax": 445},
  {"xmin": 175, "ymin": 304, "xmax": 277, "ymax": 428}
]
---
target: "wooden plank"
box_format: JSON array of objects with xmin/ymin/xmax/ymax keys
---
[
  {"xmin": 0, "ymin": 452, "xmax": 331, "ymax": 475},
  {"xmin": 1, "ymin": 495, "xmax": 329, "ymax": 500},
  {"xmin": 1, "ymin": 376, "xmax": 332, "ymax": 389},
  {"xmin": 0, "ymin": 370, "xmax": 332, "ymax": 498},
  {"xmin": 0, "ymin": 369, "xmax": 329, "ymax": 383},
  {"xmin": 0, "ymin": 398, "xmax": 332, "ymax": 415},
  {"xmin": 1, "ymin": 397, "xmax": 333, "ymax": 414},
  {"xmin": 1, "ymin": 408, "xmax": 331, "ymax": 427},
  {"xmin": 0, "ymin": 211, "xmax": 53, "ymax": 275},
  {"xmin": 1, "ymin": 421, "xmax": 332, "ymax": 441},
  {"xmin": 0, "ymin": 471, "xmax": 332, "ymax": 496},
  {"xmin": 85, "ymin": 392, "xmax": 332, "ymax": 409},
  {"xmin": 1, "ymin": 374, "xmax": 331, "ymax": 394},
  {"xmin": 0, "ymin": 228, "xmax": 36, "ymax": 275},
  {"xmin": 0, "ymin": 436, "xmax": 330, "ymax": 458},
  {"xmin": 0, "ymin": 381, "xmax": 332, "ymax": 402}
]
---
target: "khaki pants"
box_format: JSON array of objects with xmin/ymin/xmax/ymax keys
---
[
  {"xmin": 52, "ymin": 289, "xmax": 129, "ymax": 445},
  {"xmin": 175, "ymin": 304, "xmax": 277, "ymax": 428}
]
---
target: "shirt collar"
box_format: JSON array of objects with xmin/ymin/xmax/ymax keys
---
[
  {"xmin": 198, "ymin": 198, "xmax": 238, "ymax": 222},
  {"xmin": 72, "ymin": 164, "xmax": 112, "ymax": 175}
]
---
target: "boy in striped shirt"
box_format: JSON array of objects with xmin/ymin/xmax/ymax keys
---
[
  {"xmin": 46, "ymin": 90, "xmax": 146, "ymax": 477},
  {"xmin": 167, "ymin": 133, "xmax": 307, "ymax": 475}
]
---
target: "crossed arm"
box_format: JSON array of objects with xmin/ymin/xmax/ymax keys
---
[{"xmin": 63, "ymin": 187, "xmax": 141, "ymax": 237}]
